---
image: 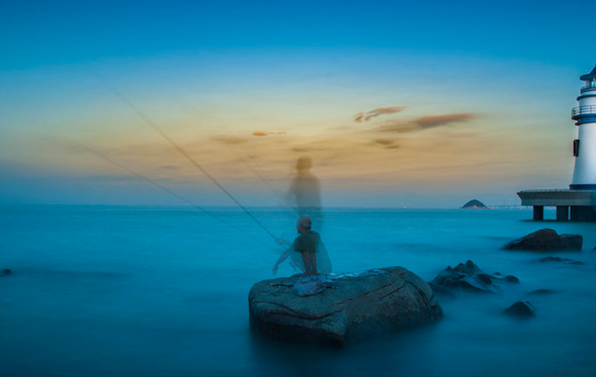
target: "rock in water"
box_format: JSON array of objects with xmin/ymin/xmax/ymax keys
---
[
  {"xmin": 502, "ymin": 229, "xmax": 582, "ymax": 251},
  {"xmin": 461, "ymin": 199, "xmax": 488, "ymax": 209},
  {"xmin": 431, "ymin": 260, "xmax": 506, "ymax": 293},
  {"xmin": 249, "ymin": 267, "xmax": 442, "ymax": 347},
  {"xmin": 528, "ymin": 289, "xmax": 556, "ymax": 296},
  {"xmin": 1, "ymin": 269, "xmax": 11, "ymax": 277},
  {"xmin": 538, "ymin": 256, "xmax": 584, "ymax": 265},
  {"xmin": 502, "ymin": 301, "xmax": 536, "ymax": 318},
  {"xmin": 492, "ymin": 272, "xmax": 520, "ymax": 283}
]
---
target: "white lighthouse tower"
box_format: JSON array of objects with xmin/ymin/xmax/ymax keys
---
[
  {"xmin": 570, "ymin": 64, "xmax": 596, "ymax": 189},
  {"xmin": 518, "ymin": 64, "xmax": 596, "ymax": 221}
]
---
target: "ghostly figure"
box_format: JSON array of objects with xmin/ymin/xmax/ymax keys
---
[
  {"xmin": 286, "ymin": 156, "xmax": 324, "ymax": 231},
  {"xmin": 272, "ymin": 156, "xmax": 332, "ymax": 275}
]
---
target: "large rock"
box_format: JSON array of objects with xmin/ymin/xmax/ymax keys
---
[
  {"xmin": 502, "ymin": 229, "xmax": 582, "ymax": 251},
  {"xmin": 249, "ymin": 267, "xmax": 442, "ymax": 347},
  {"xmin": 430, "ymin": 260, "xmax": 517, "ymax": 294}
]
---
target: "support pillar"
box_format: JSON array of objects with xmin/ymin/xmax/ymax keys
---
[
  {"xmin": 533, "ymin": 206, "xmax": 544, "ymax": 221},
  {"xmin": 556, "ymin": 206, "xmax": 569, "ymax": 221},
  {"xmin": 570, "ymin": 206, "xmax": 580, "ymax": 221},
  {"xmin": 579, "ymin": 206, "xmax": 593, "ymax": 221}
]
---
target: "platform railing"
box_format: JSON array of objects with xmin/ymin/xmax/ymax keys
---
[{"xmin": 571, "ymin": 105, "xmax": 596, "ymax": 118}]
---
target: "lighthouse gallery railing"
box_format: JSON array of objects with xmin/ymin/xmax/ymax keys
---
[{"xmin": 571, "ymin": 105, "xmax": 596, "ymax": 118}]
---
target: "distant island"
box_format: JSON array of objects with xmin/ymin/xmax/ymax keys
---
[{"xmin": 461, "ymin": 199, "xmax": 488, "ymax": 209}]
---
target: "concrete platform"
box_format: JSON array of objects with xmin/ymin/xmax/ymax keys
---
[{"xmin": 517, "ymin": 189, "xmax": 596, "ymax": 221}]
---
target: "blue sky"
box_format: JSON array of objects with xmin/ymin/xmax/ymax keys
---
[
  {"xmin": 1, "ymin": 1, "xmax": 591, "ymax": 68},
  {"xmin": 0, "ymin": 0, "xmax": 594, "ymax": 207}
]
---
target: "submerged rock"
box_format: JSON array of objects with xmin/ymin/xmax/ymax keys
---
[
  {"xmin": 492, "ymin": 272, "xmax": 520, "ymax": 283},
  {"xmin": 430, "ymin": 260, "xmax": 516, "ymax": 294},
  {"xmin": 461, "ymin": 199, "xmax": 488, "ymax": 209},
  {"xmin": 538, "ymin": 256, "xmax": 584, "ymax": 265},
  {"xmin": 502, "ymin": 229, "xmax": 582, "ymax": 251},
  {"xmin": 1, "ymin": 269, "xmax": 11, "ymax": 277},
  {"xmin": 528, "ymin": 289, "xmax": 556, "ymax": 296},
  {"xmin": 249, "ymin": 267, "xmax": 442, "ymax": 347},
  {"xmin": 502, "ymin": 301, "xmax": 536, "ymax": 318}
]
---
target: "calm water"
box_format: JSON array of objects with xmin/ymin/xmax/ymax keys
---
[{"xmin": 1, "ymin": 206, "xmax": 596, "ymax": 377}]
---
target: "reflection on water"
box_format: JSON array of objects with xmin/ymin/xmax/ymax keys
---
[{"xmin": 0, "ymin": 206, "xmax": 595, "ymax": 376}]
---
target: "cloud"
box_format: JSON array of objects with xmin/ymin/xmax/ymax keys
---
[
  {"xmin": 413, "ymin": 113, "xmax": 476, "ymax": 130},
  {"xmin": 252, "ymin": 131, "xmax": 287, "ymax": 137},
  {"xmin": 353, "ymin": 112, "xmax": 365, "ymax": 122},
  {"xmin": 376, "ymin": 113, "xmax": 476, "ymax": 133},
  {"xmin": 371, "ymin": 138, "xmax": 400, "ymax": 149},
  {"xmin": 354, "ymin": 106, "xmax": 407, "ymax": 122},
  {"xmin": 213, "ymin": 136, "xmax": 248, "ymax": 145},
  {"xmin": 372, "ymin": 139, "xmax": 395, "ymax": 146}
]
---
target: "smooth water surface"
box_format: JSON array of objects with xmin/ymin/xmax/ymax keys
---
[{"xmin": 1, "ymin": 206, "xmax": 595, "ymax": 377}]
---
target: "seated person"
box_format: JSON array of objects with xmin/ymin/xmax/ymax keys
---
[{"xmin": 272, "ymin": 215, "xmax": 331, "ymax": 276}]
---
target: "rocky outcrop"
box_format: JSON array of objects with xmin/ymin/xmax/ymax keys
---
[
  {"xmin": 249, "ymin": 267, "xmax": 442, "ymax": 347},
  {"xmin": 430, "ymin": 260, "xmax": 518, "ymax": 294},
  {"xmin": 502, "ymin": 301, "xmax": 536, "ymax": 318},
  {"xmin": 502, "ymin": 229, "xmax": 582, "ymax": 251}
]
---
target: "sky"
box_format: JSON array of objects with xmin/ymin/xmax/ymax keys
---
[{"xmin": 0, "ymin": 0, "xmax": 594, "ymax": 208}]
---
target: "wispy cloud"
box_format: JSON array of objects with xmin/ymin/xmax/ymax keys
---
[
  {"xmin": 252, "ymin": 131, "xmax": 287, "ymax": 137},
  {"xmin": 376, "ymin": 113, "xmax": 476, "ymax": 133},
  {"xmin": 353, "ymin": 106, "xmax": 407, "ymax": 122},
  {"xmin": 353, "ymin": 112, "xmax": 365, "ymax": 122},
  {"xmin": 372, "ymin": 139, "xmax": 394, "ymax": 146},
  {"xmin": 213, "ymin": 136, "xmax": 248, "ymax": 145},
  {"xmin": 413, "ymin": 113, "xmax": 476, "ymax": 129},
  {"xmin": 371, "ymin": 138, "xmax": 399, "ymax": 149}
]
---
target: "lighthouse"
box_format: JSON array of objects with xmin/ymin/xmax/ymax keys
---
[
  {"xmin": 518, "ymin": 64, "xmax": 596, "ymax": 221},
  {"xmin": 570, "ymin": 64, "xmax": 596, "ymax": 189}
]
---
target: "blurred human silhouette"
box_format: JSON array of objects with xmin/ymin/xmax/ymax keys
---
[
  {"xmin": 272, "ymin": 216, "xmax": 327, "ymax": 276},
  {"xmin": 273, "ymin": 157, "xmax": 332, "ymax": 274},
  {"xmin": 286, "ymin": 156, "xmax": 324, "ymax": 232}
]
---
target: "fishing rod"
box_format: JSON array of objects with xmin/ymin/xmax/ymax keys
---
[
  {"xmin": 104, "ymin": 84, "xmax": 281, "ymax": 242},
  {"xmin": 73, "ymin": 140, "xmax": 279, "ymax": 252}
]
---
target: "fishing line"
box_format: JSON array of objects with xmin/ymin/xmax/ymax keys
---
[
  {"xmin": 73, "ymin": 140, "xmax": 278, "ymax": 252},
  {"xmin": 178, "ymin": 107, "xmax": 298, "ymax": 216},
  {"xmin": 103, "ymin": 83, "xmax": 280, "ymax": 241}
]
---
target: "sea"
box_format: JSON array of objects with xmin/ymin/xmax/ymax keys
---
[{"xmin": 1, "ymin": 205, "xmax": 595, "ymax": 377}]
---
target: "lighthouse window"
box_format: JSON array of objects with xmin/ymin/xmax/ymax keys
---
[{"xmin": 573, "ymin": 139, "xmax": 580, "ymax": 157}]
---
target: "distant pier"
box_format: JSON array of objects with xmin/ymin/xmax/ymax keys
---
[{"xmin": 518, "ymin": 189, "xmax": 596, "ymax": 221}]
